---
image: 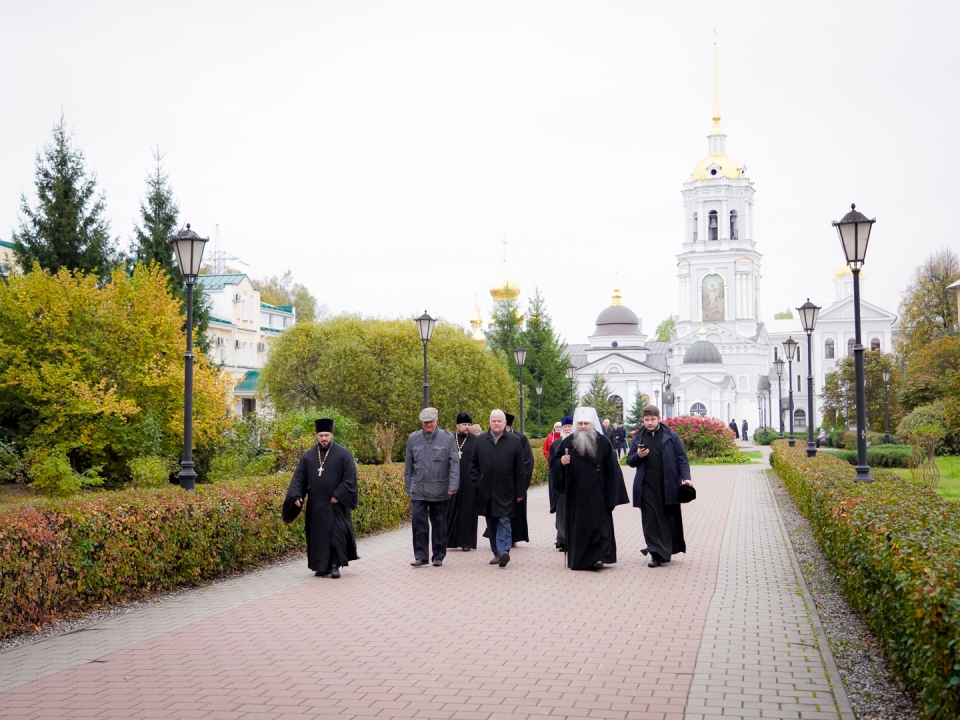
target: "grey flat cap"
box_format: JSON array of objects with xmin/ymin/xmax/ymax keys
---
[{"xmin": 419, "ymin": 407, "xmax": 439, "ymax": 422}]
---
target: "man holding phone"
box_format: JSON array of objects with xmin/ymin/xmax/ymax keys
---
[{"xmin": 626, "ymin": 405, "xmax": 693, "ymax": 568}]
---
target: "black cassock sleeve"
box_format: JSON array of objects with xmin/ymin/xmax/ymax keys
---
[
  {"xmin": 603, "ymin": 443, "xmax": 629, "ymax": 510},
  {"xmin": 549, "ymin": 442, "xmax": 569, "ymax": 494},
  {"xmin": 332, "ymin": 448, "xmax": 359, "ymax": 509},
  {"xmin": 282, "ymin": 453, "xmax": 308, "ymax": 524}
]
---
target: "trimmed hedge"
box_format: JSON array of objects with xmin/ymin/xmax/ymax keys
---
[
  {"xmin": 838, "ymin": 444, "xmax": 914, "ymax": 468},
  {"xmin": 0, "ymin": 465, "xmax": 409, "ymax": 639},
  {"xmin": 752, "ymin": 428, "xmax": 779, "ymax": 445},
  {"xmin": 771, "ymin": 440, "xmax": 960, "ymax": 718}
]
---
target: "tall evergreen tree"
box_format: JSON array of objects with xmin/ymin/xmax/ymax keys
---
[
  {"xmin": 11, "ymin": 114, "xmax": 118, "ymax": 279},
  {"xmin": 625, "ymin": 391, "xmax": 651, "ymax": 432},
  {"xmin": 130, "ymin": 148, "xmax": 211, "ymax": 353},
  {"xmin": 517, "ymin": 288, "xmax": 570, "ymax": 433},
  {"xmin": 582, "ymin": 373, "xmax": 618, "ymax": 423},
  {"xmin": 487, "ymin": 296, "xmax": 524, "ymax": 374}
]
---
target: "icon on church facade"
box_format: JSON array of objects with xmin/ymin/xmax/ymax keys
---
[{"xmin": 702, "ymin": 274, "xmax": 725, "ymax": 322}]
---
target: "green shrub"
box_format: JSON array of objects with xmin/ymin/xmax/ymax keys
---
[
  {"xmin": 27, "ymin": 450, "xmax": 104, "ymax": 497},
  {"xmin": 0, "ymin": 441, "xmax": 24, "ymax": 483},
  {"xmin": 838, "ymin": 444, "xmax": 914, "ymax": 468},
  {"xmin": 267, "ymin": 408, "xmax": 361, "ymax": 471},
  {"xmin": 531, "ymin": 450, "xmax": 547, "ymax": 487},
  {"xmin": 898, "ymin": 401, "xmax": 960, "ymax": 455},
  {"xmin": 771, "ymin": 440, "xmax": 960, "ymax": 718},
  {"xmin": 842, "ymin": 429, "xmax": 882, "ymax": 449},
  {"xmin": 128, "ymin": 456, "xmax": 174, "ymax": 487},
  {"xmin": 208, "ymin": 451, "xmax": 275, "ymax": 483},
  {"xmin": 0, "ymin": 463, "xmax": 409, "ymax": 638},
  {"xmin": 753, "ymin": 428, "xmax": 779, "ymax": 445}
]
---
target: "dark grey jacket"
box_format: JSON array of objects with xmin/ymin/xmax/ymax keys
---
[{"xmin": 404, "ymin": 428, "xmax": 461, "ymax": 502}]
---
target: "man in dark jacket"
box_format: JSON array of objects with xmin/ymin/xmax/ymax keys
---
[
  {"xmin": 470, "ymin": 409, "xmax": 525, "ymax": 568},
  {"xmin": 504, "ymin": 412, "xmax": 533, "ymax": 545},
  {"xmin": 729, "ymin": 419, "xmax": 739, "ymax": 439},
  {"xmin": 403, "ymin": 407, "xmax": 460, "ymax": 567},
  {"xmin": 626, "ymin": 405, "xmax": 693, "ymax": 568},
  {"xmin": 741, "ymin": 419, "xmax": 749, "ymax": 441}
]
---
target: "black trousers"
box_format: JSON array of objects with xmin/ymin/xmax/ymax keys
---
[{"xmin": 411, "ymin": 499, "xmax": 449, "ymax": 562}]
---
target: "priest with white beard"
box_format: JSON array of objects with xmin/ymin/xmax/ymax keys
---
[{"xmin": 549, "ymin": 407, "xmax": 629, "ymax": 570}]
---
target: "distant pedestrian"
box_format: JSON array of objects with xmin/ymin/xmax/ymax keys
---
[
  {"xmin": 602, "ymin": 419, "xmax": 615, "ymax": 447},
  {"xmin": 403, "ymin": 407, "xmax": 460, "ymax": 568},
  {"xmin": 741, "ymin": 419, "xmax": 749, "ymax": 440},
  {"xmin": 447, "ymin": 412, "xmax": 479, "ymax": 552},
  {"xmin": 548, "ymin": 415, "xmax": 574, "ymax": 550},
  {"xmin": 471, "ymin": 424, "xmax": 483, "ymax": 436},
  {"xmin": 626, "ymin": 405, "xmax": 693, "ymax": 568},
  {"xmin": 614, "ymin": 423, "xmax": 628, "ymax": 459},
  {"xmin": 282, "ymin": 418, "xmax": 360, "ymax": 579},
  {"xmin": 543, "ymin": 421, "xmax": 562, "ymax": 460},
  {"xmin": 470, "ymin": 409, "xmax": 525, "ymax": 568},
  {"xmin": 729, "ymin": 419, "xmax": 739, "ymax": 439}
]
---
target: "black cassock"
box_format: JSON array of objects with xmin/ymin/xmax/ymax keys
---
[
  {"xmin": 282, "ymin": 442, "xmax": 359, "ymax": 573},
  {"xmin": 511, "ymin": 432, "xmax": 534, "ymax": 544},
  {"xmin": 547, "ymin": 435, "xmax": 568, "ymax": 548},
  {"xmin": 446, "ymin": 431, "xmax": 479, "ymax": 549},
  {"xmin": 550, "ymin": 432, "xmax": 629, "ymax": 570}
]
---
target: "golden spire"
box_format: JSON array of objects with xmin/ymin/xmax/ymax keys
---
[
  {"xmin": 698, "ymin": 322, "xmax": 707, "ymax": 335},
  {"xmin": 469, "ymin": 293, "xmax": 483, "ymax": 327},
  {"xmin": 612, "ymin": 287, "xmax": 622, "ymax": 307},
  {"xmin": 709, "ymin": 28, "xmax": 724, "ymax": 137},
  {"xmin": 490, "ymin": 234, "xmax": 520, "ymax": 300}
]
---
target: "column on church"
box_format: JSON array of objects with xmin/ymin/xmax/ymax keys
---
[
  {"xmin": 697, "ymin": 200, "xmax": 705, "ymax": 243},
  {"xmin": 720, "ymin": 199, "xmax": 729, "ymax": 240},
  {"xmin": 746, "ymin": 272, "xmax": 755, "ymax": 319},
  {"xmin": 735, "ymin": 272, "xmax": 744, "ymax": 320},
  {"xmin": 746, "ymin": 200, "xmax": 753, "ymax": 241},
  {"xmin": 697, "ymin": 279, "xmax": 703, "ymax": 322}
]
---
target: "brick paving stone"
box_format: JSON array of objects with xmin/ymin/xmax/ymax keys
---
[{"xmin": 0, "ymin": 460, "xmax": 839, "ymax": 720}]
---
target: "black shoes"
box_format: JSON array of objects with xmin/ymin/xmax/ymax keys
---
[
  {"xmin": 647, "ymin": 556, "xmax": 662, "ymax": 568},
  {"xmin": 315, "ymin": 571, "xmax": 328, "ymax": 577},
  {"xmin": 498, "ymin": 551, "xmax": 510, "ymax": 568},
  {"xmin": 432, "ymin": 559, "xmax": 442, "ymax": 567},
  {"xmin": 489, "ymin": 555, "xmax": 501, "ymax": 564},
  {"xmin": 556, "ymin": 543, "xmax": 566, "ymax": 552},
  {"xmin": 591, "ymin": 561, "xmax": 604, "ymax": 570},
  {"xmin": 410, "ymin": 559, "xmax": 428, "ymax": 567},
  {"xmin": 461, "ymin": 546, "xmax": 472, "ymax": 552},
  {"xmin": 330, "ymin": 565, "xmax": 341, "ymax": 578}
]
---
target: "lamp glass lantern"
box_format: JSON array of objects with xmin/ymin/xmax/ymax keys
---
[
  {"xmin": 565, "ymin": 364, "xmax": 576, "ymax": 381},
  {"xmin": 535, "ymin": 382, "xmax": 542, "ymax": 396},
  {"xmin": 514, "ymin": 347, "xmax": 527, "ymax": 367},
  {"xmin": 169, "ymin": 224, "xmax": 208, "ymax": 279},
  {"xmin": 773, "ymin": 357, "xmax": 785, "ymax": 377},
  {"xmin": 797, "ymin": 299, "xmax": 821, "ymax": 333},
  {"xmin": 782, "ymin": 336, "xmax": 798, "ymax": 361},
  {"xmin": 832, "ymin": 203, "xmax": 875, "ymax": 270},
  {"xmin": 415, "ymin": 311, "xmax": 436, "ymax": 343},
  {"xmin": 882, "ymin": 369, "xmax": 891, "ymax": 384}
]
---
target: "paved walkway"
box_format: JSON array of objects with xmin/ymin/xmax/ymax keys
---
[{"xmin": 0, "ymin": 454, "xmax": 853, "ymax": 719}]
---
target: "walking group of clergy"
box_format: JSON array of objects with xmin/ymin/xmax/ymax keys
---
[{"xmin": 282, "ymin": 404, "xmax": 694, "ymax": 578}]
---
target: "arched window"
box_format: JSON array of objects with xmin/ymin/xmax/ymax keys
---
[
  {"xmin": 708, "ymin": 210, "xmax": 718, "ymax": 241},
  {"xmin": 847, "ymin": 338, "xmax": 855, "ymax": 357},
  {"xmin": 690, "ymin": 402, "xmax": 707, "ymax": 417},
  {"xmin": 794, "ymin": 409, "xmax": 807, "ymax": 428},
  {"xmin": 608, "ymin": 395, "xmax": 624, "ymax": 423},
  {"xmin": 824, "ymin": 339, "xmax": 835, "ymax": 358},
  {"xmin": 870, "ymin": 337, "xmax": 881, "ymax": 351},
  {"xmin": 729, "ymin": 210, "xmax": 738, "ymax": 240},
  {"xmin": 692, "ymin": 213, "xmax": 698, "ymax": 241}
]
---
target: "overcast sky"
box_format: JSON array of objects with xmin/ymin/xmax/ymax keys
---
[{"xmin": 2, "ymin": 1, "xmax": 956, "ymax": 344}]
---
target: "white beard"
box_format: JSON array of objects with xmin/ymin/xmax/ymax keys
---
[{"xmin": 572, "ymin": 429, "xmax": 597, "ymax": 459}]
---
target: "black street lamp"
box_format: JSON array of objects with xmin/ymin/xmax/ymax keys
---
[
  {"xmin": 169, "ymin": 224, "xmax": 209, "ymax": 490},
  {"xmin": 415, "ymin": 311, "xmax": 436, "ymax": 409},
  {"xmin": 798, "ymin": 298, "xmax": 821, "ymax": 458},
  {"xmin": 566, "ymin": 364, "xmax": 576, "ymax": 414},
  {"xmin": 782, "ymin": 337, "xmax": 798, "ymax": 447},
  {"xmin": 514, "ymin": 348, "xmax": 527, "ymax": 435},
  {"xmin": 774, "ymin": 357, "xmax": 785, "ymax": 437},
  {"xmin": 882, "ymin": 368, "xmax": 891, "ymax": 444},
  {"xmin": 535, "ymin": 382, "xmax": 543, "ymax": 438},
  {"xmin": 833, "ymin": 203, "xmax": 876, "ymax": 482}
]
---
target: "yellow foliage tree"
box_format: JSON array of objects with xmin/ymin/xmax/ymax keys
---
[
  {"xmin": 260, "ymin": 316, "xmax": 515, "ymax": 461},
  {"xmin": 0, "ymin": 264, "xmax": 232, "ymax": 478}
]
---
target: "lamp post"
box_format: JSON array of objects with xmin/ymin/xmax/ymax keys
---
[
  {"xmin": 882, "ymin": 368, "xmax": 891, "ymax": 444},
  {"xmin": 833, "ymin": 203, "xmax": 876, "ymax": 482},
  {"xmin": 535, "ymin": 382, "xmax": 543, "ymax": 439},
  {"xmin": 169, "ymin": 224, "xmax": 209, "ymax": 490},
  {"xmin": 514, "ymin": 347, "xmax": 527, "ymax": 435},
  {"xmin": 798, "ymin": 299, "xmax": 822, "ymax": 457},
  {"xmin": 566, "ymin": 364, "xmax": 576, "ymax": 414},
  {"xmin": 783, "ymin": 337, "xmax": 798, "ymax": 447},
  {"xmin": 774, "ymin": 357, "xmax": 785, "ymax": 437},
  {"xmin": 654, "ymin": 389, "xmax": 660, "ymax": 410},
  {"xmin": 415, "ymin": 311, "xmax": 436, "ymax": 408}
]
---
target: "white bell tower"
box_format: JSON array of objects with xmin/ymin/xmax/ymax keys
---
[{"xmin": 675, "ymin": 36, "xmax": 763, "ymax": 340}]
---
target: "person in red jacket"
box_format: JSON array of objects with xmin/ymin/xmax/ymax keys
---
[{"xmin": 542, "ymin": 421, "xmax": 562, "ymax": 460}]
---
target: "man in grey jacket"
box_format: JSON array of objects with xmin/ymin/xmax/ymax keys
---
[{"xmin": 404, "ymin": 407, "xmax": 460, "ymax": 567}]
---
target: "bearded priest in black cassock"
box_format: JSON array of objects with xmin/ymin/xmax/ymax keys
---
[
  {"xmin": 447, "ymin": 412, "xmax": 479, "ymax": 551},
  {"xmin": 282, "ymin": 418, "xmax": 359, "ymax": 578},
  {"xmin": 550, "ymin": 407, "xmax": 629, "ymax": 570}
]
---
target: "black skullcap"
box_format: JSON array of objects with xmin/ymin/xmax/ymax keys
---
[
  {"xmin": 456, "ymin": 411, "xmax": 473, "ymax": 424},
  {"xmin": 504, "ymin": 413, "xmax": 516, "ymax": 427}
]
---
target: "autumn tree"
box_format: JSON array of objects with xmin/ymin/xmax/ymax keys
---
[
  {"xmin": 0, "ymin": 265, "xmax": 231, "ymax": 480},
  {"xmin": 654, "ymin": 316, "xmax": 676, "ymax": 342},
  {"xmin": 11, "ymin": 114, "xmax": 118, "ymax": 279},
  {"xmin": 820, "ymin": 352, "xmax": 898, "ymax": 433},
  {"xmin": 253, "ymin": 270, "xmax": 326, "ymax": 322},
  {"xmin": 259, "ymin": 316, "xmax": 514, "ymax": 462},
  {"xmin": 897, "ymin": 248, "xmax": 959, "ymax": 360}
]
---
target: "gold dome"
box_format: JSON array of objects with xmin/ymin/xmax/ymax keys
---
[
  {"xmin": 490, "ymin": 236, "xmax": 520, "ymax": 300},
  {"xmin": 469, "ymin": 295, "xmax": 483, "ymax": 327},
  {"xmin": 472, "ymin": 326, "xmax": 486, "ymax": 344},
  {"xmin": 833, "ymin": 264, "xmax": 865, "ymax": 280},
  {"xmin": 691, "ymin": 153, "xmax": 741, "ymax": 181}
]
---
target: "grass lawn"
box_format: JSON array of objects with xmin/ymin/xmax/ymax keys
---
[
  {"xmin": 744, "ymin": 451, "xmax": 763, "ymax": 459},
  {"xmin": 0, "ymin": 483, "xmax": 42, "ymax": 510},
  {"xmin": 889, "ymin": 456, "xmax": 960, "ymax": 502}
]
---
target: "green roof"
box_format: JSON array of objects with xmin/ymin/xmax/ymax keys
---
[
  {"xmin": 261, "ymin": 326, "xmax": 281, "ymax": 333},
  {"xmin": 196, "ymin": 274, "xmax": 248, "ymax": 291},
  {"xmin": 234, "ymin": 370, "xmax": 260, "ymax": 392},
  {"xmin": 209, "ymin": 316, "xmax": 234, "ymax": 326},
  {"xmin": 0, "ymin": 240, "xmax": 13, "ymax": 249},
  {"xmin": 260, "ymin": 301, "xmax": 294, "ymax": 314}
]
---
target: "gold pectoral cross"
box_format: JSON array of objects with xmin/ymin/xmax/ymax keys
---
[
  {"xmin": 318, "ymin": 467, "xmax": 323, "ymax": 476},
  {"xmin": 458, "ymin": 450, "xmax": 462, "ymax": 459}
]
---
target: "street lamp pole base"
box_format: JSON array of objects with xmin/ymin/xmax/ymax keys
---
[
  {"xmin": 853, "ymin": 465, "xmax": 873, "ymax": 483},
  {"xmin": 806, "ymin": 441, "xmax": 817, "ymax": 458},
  {"xmin": 178, "ymin": 461, "xmax": 197, "ymax": 491},
  {"xmin": 787, "ymin": 438, "xmax": 796, "ymax": 447}
]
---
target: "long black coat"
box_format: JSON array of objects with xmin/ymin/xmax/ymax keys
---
[
  {"xmin": 282, "ymin": 442, "xmax": 359, "ymax": 572},
  {"xmin": 447, "ymin": 431, "xmax": 479, "ymax": 549},
  {"xmin": 470, "ymin": 430, "xmax": 524, "ymax": 518},
  {"xmin": 511, "ymin": 431, "xmax": 534, "ymax": 543},
  {"xmin": 625, "ymin": 424, "xmax": 691, "ymax": 507},
  {"xmin": 550, "ymin": 431, "xmax": 629, "ymax": 570}
]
